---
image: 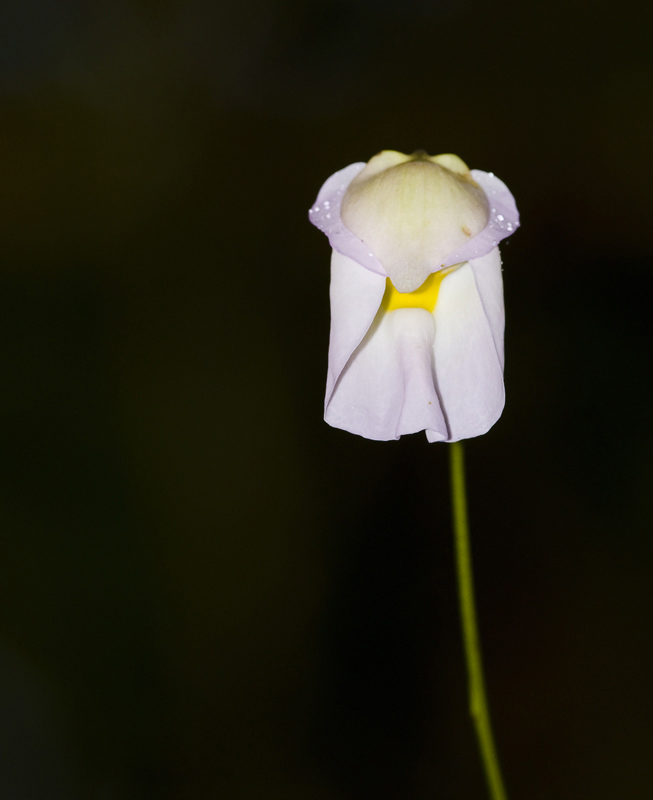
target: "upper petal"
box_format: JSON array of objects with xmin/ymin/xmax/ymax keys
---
[
  {"xmin": 309, "ymin": 158, "xmax": 519, "ymax": 286},
  {"xmin": 340, "ymin": 153, "xmax": 489, "ymax": 293},
  {"xmin": 309, "ymin": 162, "xmax": 388, "ymax": 277},
  {"xmin": 440, "ymin": 170, "xmax": 520, "ymax": 268}
]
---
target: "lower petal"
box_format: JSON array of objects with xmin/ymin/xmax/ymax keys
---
[
  {"xmin": 326, "ymin": 250, "xmax": 387, "ymax": 408},
  {"xmin": 325, "ymin": 307, "xmax": 448, "ymax": 441},
  {"xmin": 468, "ymin": 247, "xmax": 505, "ymax": 370},
  {"xmin": 433, "ymin": 261, "xmax": 505, "ymax": 441}
]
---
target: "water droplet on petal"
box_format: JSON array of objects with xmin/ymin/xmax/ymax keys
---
[{"xmin": 497, "ymin": 214, "xmax": 505, "ymax": 222}]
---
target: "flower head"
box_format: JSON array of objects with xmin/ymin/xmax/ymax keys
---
[{"xmin": 309, "ymin": 150, "xmax": 519, "ymax": 442}]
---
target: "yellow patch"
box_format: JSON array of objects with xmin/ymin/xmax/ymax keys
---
[{"xmin": 381, "ymin": 267, "xmax": 454, "ymax": 313}]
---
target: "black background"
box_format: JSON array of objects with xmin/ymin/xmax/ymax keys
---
[{"xmin": 1, "ymin": 0, "xmax": 652, "ymax": 797}]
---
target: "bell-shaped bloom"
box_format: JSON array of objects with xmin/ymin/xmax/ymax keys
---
[{"xmin": 309, "ymin": 150, "xmax": 519, "ymax": 442}]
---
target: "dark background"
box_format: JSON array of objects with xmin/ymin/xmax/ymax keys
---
[{"xmin": 1, "ymin": 0, "xmax": 652, "ymax": 797}]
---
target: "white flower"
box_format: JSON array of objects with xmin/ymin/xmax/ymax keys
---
[{"xmin": 309, "ymin": 150, "xmax": 519, "ymax": 442}]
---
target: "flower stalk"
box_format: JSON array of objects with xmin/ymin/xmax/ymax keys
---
[{"xmin": 449, "ymin": 441, "xmax": 508, "ymax": 800}]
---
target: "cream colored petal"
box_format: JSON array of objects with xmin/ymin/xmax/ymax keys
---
[{"xmin": 341, "ymin": 152, "xmax": 489, "ymax": 293}]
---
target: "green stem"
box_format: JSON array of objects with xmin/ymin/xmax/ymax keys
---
[{"xmin": 449, "ymin": 441, "xmax": 508, "ymax": 800}]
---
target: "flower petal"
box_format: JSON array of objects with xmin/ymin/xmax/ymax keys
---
[
  {"xmin": 440, "ymin": 171, "xmax": 520, "ymax": 268},
  {"xmin": 309, "ymin": 163, "xmax": 388, "ymax": 277},
  {"xmin": 326, "ymin": 249, "xmax": 387, "ymax": 408},
  {"xmin": 326, "ymin": 306, "xmax": 448, "ymax": 442},
  {"xmin": 468, "ymin": 247, "xmax": 505, "ymax": 370},
  {"xmin": 310, "ymin": 162, "xmax": 519, "ymax": 286},
  {"xmin": 340, "ymin": 153, "xmax": 490, "ymax": 293},
  {"xmin": 430, "ymin": 257, "xmax": 505, "ymax": 442}
]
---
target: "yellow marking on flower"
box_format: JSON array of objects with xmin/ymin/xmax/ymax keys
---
[{"xmin": 381, "ymin": 266, "xmax": 455, "ymax": 313}]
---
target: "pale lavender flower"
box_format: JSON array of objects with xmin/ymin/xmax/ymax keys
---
[{"xmin": 309, "ymin": 150, "xmax": 519, "ymax": 442}]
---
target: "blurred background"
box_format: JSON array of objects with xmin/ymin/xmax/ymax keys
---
[{"xmin": 0, "ymin": 0, "xmax": 652, "ymax": 797}]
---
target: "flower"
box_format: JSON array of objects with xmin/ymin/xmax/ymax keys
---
[{"xmin": 309, "ymin": 150, "xmax": 519, "ymax": 442}]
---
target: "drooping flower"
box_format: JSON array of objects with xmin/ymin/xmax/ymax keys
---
[{"xmin": 309, "ymin": 150, "xmax": 519, "ymax": 442}]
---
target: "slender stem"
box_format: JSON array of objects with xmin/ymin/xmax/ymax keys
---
[{"xmin": 449, "ymin": 441, "xmax": 508, "ymax": 800}]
